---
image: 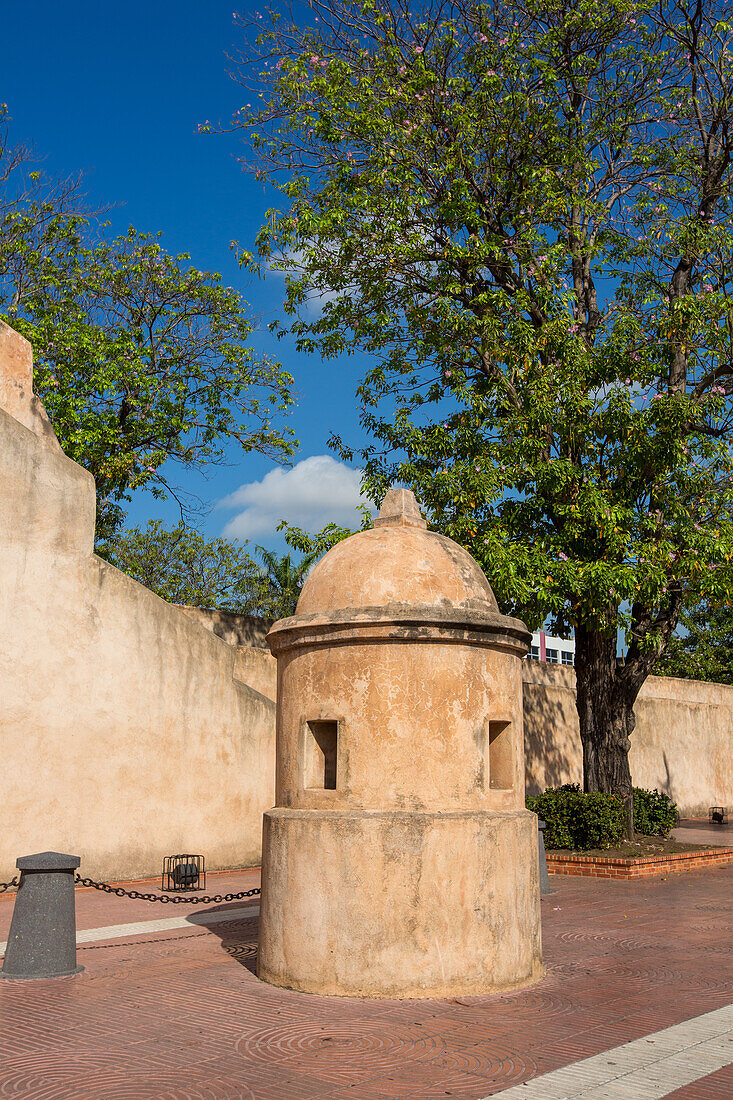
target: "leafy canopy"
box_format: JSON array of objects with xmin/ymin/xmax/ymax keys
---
[
  {"xmin": 232, "ymin": 0, "xmax": 733, "ymax": 690},
  {"xmin": 655, "ymin": 599, "xmax": 733, "ymax": 683},
  {"xmin": 102, "ymin": 520, "xmax": 267, "ymax": 613},
  {"xmin": 0, "ymin": 106, "xmax": 295, "ymax": 539},
  {"xmin": 102, "ymin": 522, "xmax": 319, "ymax": 619},
  {"xmin": 253, "ymin": 545, "xmax": 319, "ymax": 617}
]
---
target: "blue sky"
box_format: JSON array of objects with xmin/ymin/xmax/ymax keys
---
[{"xmin": 2, "ymin": 1, "xmax": 373, "ymax": 546}]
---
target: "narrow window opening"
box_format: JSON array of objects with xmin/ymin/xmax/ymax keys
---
[
  {"xmin": 304, "ymin": 720, "xmax": 338, "ymax": 790},
  {"xmin": 488, "ymin": 720, "xmax": 513, "ymax": 790}
]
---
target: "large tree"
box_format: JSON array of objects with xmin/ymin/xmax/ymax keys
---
[
  {"xmin": 231, "ymin": 0, "xmax": 733, "ymax": 835},
  {"xmin": 103, "ymin": 520, "xmax": 267, "ymax": 612},
  {"xmin": 0, "ymin": 107, "xmax": 295, "ymax": 540}
]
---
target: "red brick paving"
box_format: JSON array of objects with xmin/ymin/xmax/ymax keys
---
[{"xmin": 1, "ymin": 865, "xmax": 732, "ymax": 1098}]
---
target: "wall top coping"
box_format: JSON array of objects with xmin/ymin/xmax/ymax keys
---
[{"xmin": 520, "ymin": 659, "xmax": 733, "ymax": 699}]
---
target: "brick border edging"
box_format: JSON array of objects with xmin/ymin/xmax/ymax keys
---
[{"xmin": 546, "ymin": 847, "xmax": 733, "ymax": 879}]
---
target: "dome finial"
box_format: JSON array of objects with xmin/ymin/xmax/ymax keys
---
[{"xmin": 373, "ymin": 486, "xmax": 427, "ymax": 529}]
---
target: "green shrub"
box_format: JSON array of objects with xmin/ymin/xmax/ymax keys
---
[
  {"xmin": 526, "ymin": 784, "xmax": 680, "ymax": 849},
  {"xmin": 633, "ymin": 787, "xmax": 678, "ymax": 837},
  {"xmin": 526, "ymin": 785, "xmax": 625, "ymax": 850}
]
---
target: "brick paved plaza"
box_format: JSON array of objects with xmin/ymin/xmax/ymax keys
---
[{"xmin": 1, "ymin": 859, "xmax": 732, "ymax": 1099}]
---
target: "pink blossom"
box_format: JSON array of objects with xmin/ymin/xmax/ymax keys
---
[{"xmin": 414, "ymin": 46, "xmax": 424, "ymax": 53}]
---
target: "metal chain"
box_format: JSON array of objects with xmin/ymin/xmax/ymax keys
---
[
  {"xmin": 74, "ymin": 874, "xmax": 260, "ymax": 905},
  {"xmin": 0, "ymin": 878, "xmax": 18, "ymax": 894}
]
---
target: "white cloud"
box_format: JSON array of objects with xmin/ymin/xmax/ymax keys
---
[
  {"xmin": 219, "ymin": 455, "xmax": 373, "ymax": 540},
  {"xmin": 267, "ymin": 250, "xmax": 347, "ymax": 315}
]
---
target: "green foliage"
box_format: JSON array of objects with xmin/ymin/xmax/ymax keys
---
[
  {"xmin": 276, "ymin": 503, "xmax": 373, "ymax": 558},
  {"xmin": 655, "ymin": 600, "xmax": 733, "ymax": 684},
  {"xmin": 234, "ymin": 0, "xmax": 733, "ymax": 648},
  {"xmin": 0, "ymin": 108, "xmax": 295, "ymax": 540},
  {"xmin": 101, "ymin": 520, "xmax": 267, "ymax": 612},
  {"xmin": 253, "ymin": 545, "xmax": 320, "ymax": 618},
  {"xmin": 527, "ymin": 785, "xmax": 625, "ymax": 851},
  {"xmin": 528, "ymin": 784, "xmax": 678, "ymax": 848},
  {"xmin": 633, "ymin": 787, "xmax": 678, "ymax": 837},
  {"xmin": 232, "ymin": 0, "xmax": 733, "ymax": 806}
]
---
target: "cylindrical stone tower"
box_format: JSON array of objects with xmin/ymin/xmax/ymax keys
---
[{"xmin": 258, "ymin": 488, "xmax": 543, "ymax": 998}]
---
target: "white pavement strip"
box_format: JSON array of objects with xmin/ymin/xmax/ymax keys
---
[
  {"xmin": 485, "ymin": 1003, "xmax": 733, "ymax": 1100},
  {"xmin": 0, "ymin": 904, "xmax": 260, "ymax": 955}
]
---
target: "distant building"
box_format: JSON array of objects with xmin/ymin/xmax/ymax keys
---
[{"xmin": 527, "ymin": 630, "xmax": 575, "ymax": 667}]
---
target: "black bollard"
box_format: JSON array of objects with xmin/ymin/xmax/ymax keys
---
[
  {"xmin": 1, "ymin": 852, "xmax": 83, "ymax": 979},
  {"xmin": 537, "ymin": 819, "xmax": 555, "ymax": 896}
]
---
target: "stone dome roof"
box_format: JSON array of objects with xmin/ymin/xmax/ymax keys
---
[{"xmin": 296, "ymin": 487, "xmax": 499, "ymax": 616}]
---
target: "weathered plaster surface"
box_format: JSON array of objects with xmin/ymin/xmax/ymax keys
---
[
  {"xmin": 0, "ymin": 326, "xmax": 275, "ymax": 883},
  {"xmin": 259, "ymin": 491, "xmax": 543, "ymax": 997},
  {"xmin": 296, "ymin": 524, "xmax": 501, "ymax": 614},
  {"xmin": 258, "ymin": 808, "xmax": 543, "ymax": 998},
  {"xmin": 273, "ymin": 641, "xmax": 524, "ymax": 813},
  {"xmin": 0, "ymin": 323, "xmax": 62, "ymax": 444}
]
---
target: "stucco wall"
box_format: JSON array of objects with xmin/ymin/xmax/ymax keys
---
[
  {"xmin": 177, "ymin": 606, "xmax": 273, "ymax": 650},
  {"xmin": 523, "ymin": 662, "xmax": 733, "ymax": 816},
  {"xmin": 0, "ymin": 323, "xmax": 276, "ymax": 883},
  {"xmin": 178, "ymin": 607, "xmax": 277, "ymax": 701}
]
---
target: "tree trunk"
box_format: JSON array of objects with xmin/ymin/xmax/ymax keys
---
[{"xmin": 574, "ymin": 624, "xmax": 635, "ymax": 840}]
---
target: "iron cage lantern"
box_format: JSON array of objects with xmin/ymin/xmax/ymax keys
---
[{"xmin": 162, "ymin": 854, "xmax": 206, "ymax": 893}]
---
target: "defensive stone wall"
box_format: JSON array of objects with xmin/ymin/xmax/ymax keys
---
[
  {"xmin": 2, "ymin": 318, "xmax": 731, "ymax": 886},
  {"xmin": 523, "ymin": 662, "xmax": 733, "ymax": 817},
  {"xmin": 177, "ymin": 608, "xmax": 277, "ymax": 701},
  {"xmin": 0, "ymin": 322, "xmax": 276, "ymax": 884}
]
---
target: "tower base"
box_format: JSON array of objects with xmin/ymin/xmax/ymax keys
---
[{"xmin": 258, "ymin": 808, "xmax": 543, "ymax": 998}]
